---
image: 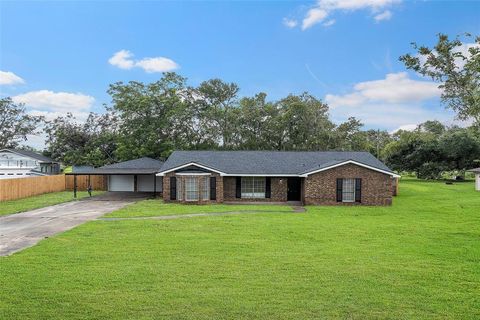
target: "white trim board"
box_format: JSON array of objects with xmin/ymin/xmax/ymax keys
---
[
  {"xmin": 175, "ymin": 172, "xmax": 212, "ymax": 176},
  {"xmin": 156, "ymin": 162, "xmax": 225, "ymax": 176},
  {"xmin": 300, "ymin": 160, "xmax": 401, "ymax": 178}
]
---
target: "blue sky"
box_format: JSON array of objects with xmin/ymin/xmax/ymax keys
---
[{"xmin": 1, "ymin": 0, "xmax": 479, "ymax": 147}]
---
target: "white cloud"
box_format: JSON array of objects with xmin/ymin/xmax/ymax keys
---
[
  {"xmin": 0, "ymin": 71, "xmax": 25, "ymax": 85},
  {"xmin": 12, "ymin": 90, "xmax": 95, "ymax": 112},
  {"xmin": 293, "ymin": 0, "xmax": 401, "ymax": 30},
  {"xmin": 108, "ymin": 50, "xmax": 135, "ymax": 69},
  {"xmin": 108, "ymin": 50, "xmax": 179, "ymax": 73},
  {"xmin": 319, "ymin": 0, "xmax": 400, "ymax": 11},
  {"xmin": 302, "ymin": 8, "xmax": 329, "ymax": 30},
  {"xmin": 326, "ymin": 72, "xmax": 441, "ymax": 106},
  {"xmin": 374, "ymin": 10, "xmax": 392, "ymax": 21},
  {"xmin": 325, "ymin": 72, "xmax": 452, "ymax": 131},
  {"xmin": 390, "ymin": 124, "xmax": 417, "ymax": 133},
  {"xmin": 283, "ymin": 18, "xmax": 298, "ymax": 28},
  {"xmin": 135, "ymin": 57, "xmax": 179, "ymax": 73}
]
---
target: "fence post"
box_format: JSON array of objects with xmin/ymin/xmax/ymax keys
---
[{"xmin": 74, "ymin": 175, "xmax": 77, "ymax": 198}]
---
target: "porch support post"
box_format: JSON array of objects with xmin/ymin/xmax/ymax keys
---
[
  {"xmin": 73, "ymin": 174, "xmax": 77, "ymax": 198},
  {"xmin": 153, "ymin": 174, "xmax": 157, "ymax": 198}
]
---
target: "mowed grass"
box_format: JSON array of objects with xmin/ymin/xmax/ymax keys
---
[
  {"xmin": 106, "ymin": 199, "xmax": 293, "ymax": 218},
  {"xmin": 0, "ymin": 191, "xmax": 103, "ymax": 216},
  {"xmin": 0, "ymin": 179, "xmax": 479, "ymax": 319}
]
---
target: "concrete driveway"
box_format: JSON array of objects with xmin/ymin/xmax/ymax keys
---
[{"xmin": 0, "ymin": 192, "xmax": 151, "ymax": 256}]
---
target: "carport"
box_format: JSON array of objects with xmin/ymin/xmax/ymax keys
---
[{"xmin": 66, "ymin": 157, "xmax": 163, "ymax": 197}]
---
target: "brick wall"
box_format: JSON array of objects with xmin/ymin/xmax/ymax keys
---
[
  {"xmin": 162, "ymin": 172, "xmax": 223, "ymax": 204},
  {"xmin": 304, "ymin": 164, "xmax": 393, "ymax": 206},
  {"xmin": 223, "ymin": 177, "xmax": 288, "ymax": 202}
]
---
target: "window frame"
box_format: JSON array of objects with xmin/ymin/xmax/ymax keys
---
[
  {"xmin": 342, "ymin": 178, "xmax": 355, "ymax": 203},
  {"xmin": 185, "ymin": 177, "xmax": 199, "ymax": 201},
  {"xmin": 241, "ymin": 177, "xmax": 266, "ymax": 199},
  {"xmin": 202, "ymin": 177, "xmax": 210, "ymax": 200},
  {"xmin": 176, "ymin": 178, "xmax": 183, "ymax": 201}
]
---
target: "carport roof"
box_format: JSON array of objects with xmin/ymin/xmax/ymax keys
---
[
  {"xmin": 468, "ymin": 167, "xmax": 480, "ymax": 173},
  {"xmin": 66, "ymin": 157, "xmax": 164, "ymax": 175}
]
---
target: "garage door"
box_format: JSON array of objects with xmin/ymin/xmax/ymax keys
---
[
  {"xmin": 137, "ymin": 175, "xmax": 163, "ymax": 192},
  {"xmin": 108, "ymin": 175, "xmax": 134, "ymax": 191}
]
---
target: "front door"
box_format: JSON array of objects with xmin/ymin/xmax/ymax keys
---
[{"xmin": 287, "ymin": 178, "xmax": 301, "ymax": 201}]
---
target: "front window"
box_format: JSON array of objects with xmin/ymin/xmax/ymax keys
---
[
  {"xmin": 202, "ymin": 177, "xmax": 210, "ymax": 200},
  {"xmin": 241, "ymin": 177, "xmax": 265, "ymax": 198},
  {"xmin": 176, "ymin": 178, "xmax": 183, "ymax": 201},
  {"xmin": 185, "ymin": 177, "xmax": 199, "ymax": 201},
  {"xmin": 342, "ymin": 178, "xmax": 355, "ymax": 202}
]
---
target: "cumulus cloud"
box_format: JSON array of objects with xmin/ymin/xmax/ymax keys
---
[
  {"xmin": 135, "ymin": 57, "xmax": 179, "ymax": 73},
  {"xmin": 283, "ymin": 18, "xmax": 298, "ymax": 28},
  {"xmin": 12, "ymin": 90, "xmax": 95, "ymax": 112},
  {"xmin": 108, "ymin": 50, "xmax": 135, "ymax": 69},
  {"xmin": 302, "ymin": 8, "xmax": 328, "ymax": 30},
  {"xmin": 287, "ymin": 0, "xmax": 401, "ymax": 30},
  {"xmin": 326, "ymin": 72, "xmax": 440, "ymax": 106},
  {"xmin": 390, "ymin": 124, "xmax": 418, "ymax": 133},
  {"xmin": 374, "ymin": 10, "xmax": 392, "ymax": 21},
  {"xmin": 325, "ymin": 72, "xmax": 451, "ymax": 131},
  {"xmin": 0, "ymin": 71, "xmax": 25, "ymax": 85},
  {"xmin": 108, "ymin": 50, "xmax": 179, "ymax": 73}
]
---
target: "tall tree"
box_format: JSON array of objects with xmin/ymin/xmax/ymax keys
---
[
  {"xmin": 334, "ymin": 117, "xmax": 369, "ymax": 151},
  {"xmin": 400, "ymin": 33, "xmax": 480, "ymax": 124},
  {"xmin": 197, "ymin": 79, "xmax": 240, "ymax": 149},
  {"xmin": 44, "ymin": 112, "xmax": 118, "ymax": 166},
  {"xmin": 364, "ymin": 129, "xmax": 392, "ymax": 160},
  {"xmin": 438, "ymin": 127, "xmax": 480, "ymax": 176},
  {"xmin": 108, "ymin": 73, "xmax": 187, "ymax": 159},
  {"xmin": 275, "ymin": 93, "xmax": 335, "ymax": 150},
  {"xmin": 235, "ymin": 93, "xmax": 281, "ymax": 150},
  {"xmin": 0, "ymin": 97, "xmax": 44, "ymax": 149}
]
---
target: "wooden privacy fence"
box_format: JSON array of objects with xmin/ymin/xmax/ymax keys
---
[
  {"xmin": 65, "ymin": 175, "xmax": 107, "ymax": 191},
  {"xmin": 0, "ymin": 175, "xmax": 66, "ymax": 202},
  {"xmin": 0, "ymin": 174, "xmax": 107, "ymax": 202}
]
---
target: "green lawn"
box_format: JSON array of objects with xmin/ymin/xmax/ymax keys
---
[
  {"xmin": 1, "ymin": 179, "xmax": 479, "ymax": 319},
  {"xmin": 0, "ymin": 191, "xmax": 103, "ymax": 216},
  {"xmin": 106, "ymin": 199, "xmax": 293, "ymax": 218}
]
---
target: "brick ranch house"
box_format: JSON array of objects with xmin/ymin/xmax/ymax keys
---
[{"xmin": 157, "ymin": 151, "xmax": 400, "ymax": 206}]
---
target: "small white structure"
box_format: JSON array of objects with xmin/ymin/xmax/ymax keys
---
[
  {"xmin": 0, "ymin": 149, "xmax": 60, "ymax": 179},
  {"xmin": 468, "ymin": 168, "xmax": 480, "ymax": 191}
]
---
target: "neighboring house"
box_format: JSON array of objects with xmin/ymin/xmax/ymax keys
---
[
  {"xmin": 0, "ymin": 149, "xmax": 60, "ymax": 179},
  {"xmin": 157, "ymin": 151, "xmax": 400, "ymax": 206},
  {"xmin": 468, "ymin": 168, "xmax": 480, "ymax": 191},
  {"xmin": 66, "ymin": 157, "xmax": 163, "ymax": 192}
]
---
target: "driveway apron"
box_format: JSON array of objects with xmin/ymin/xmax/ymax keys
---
[{"xmin": 0, "ymin": 193, "xmax": 146, "ymax": 256}]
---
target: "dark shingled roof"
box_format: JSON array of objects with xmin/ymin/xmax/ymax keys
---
[
  {"xmin": 468, "ymin": 167, "xmax": 480, "ymax": 173},
  {"xmin": 2, "ymin": 149, "xmax": 58, "ymax": 163},
  {"xmin": 71, "ymin": 165, "xmax": 95, "ymax": 173},
  {"xmin": 67, "ymin": 157, "xmax": 164, "ymax": 175},
  {"xmin": 159, "ymin": 151, "xmax": 396, "ymax": 176}
]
